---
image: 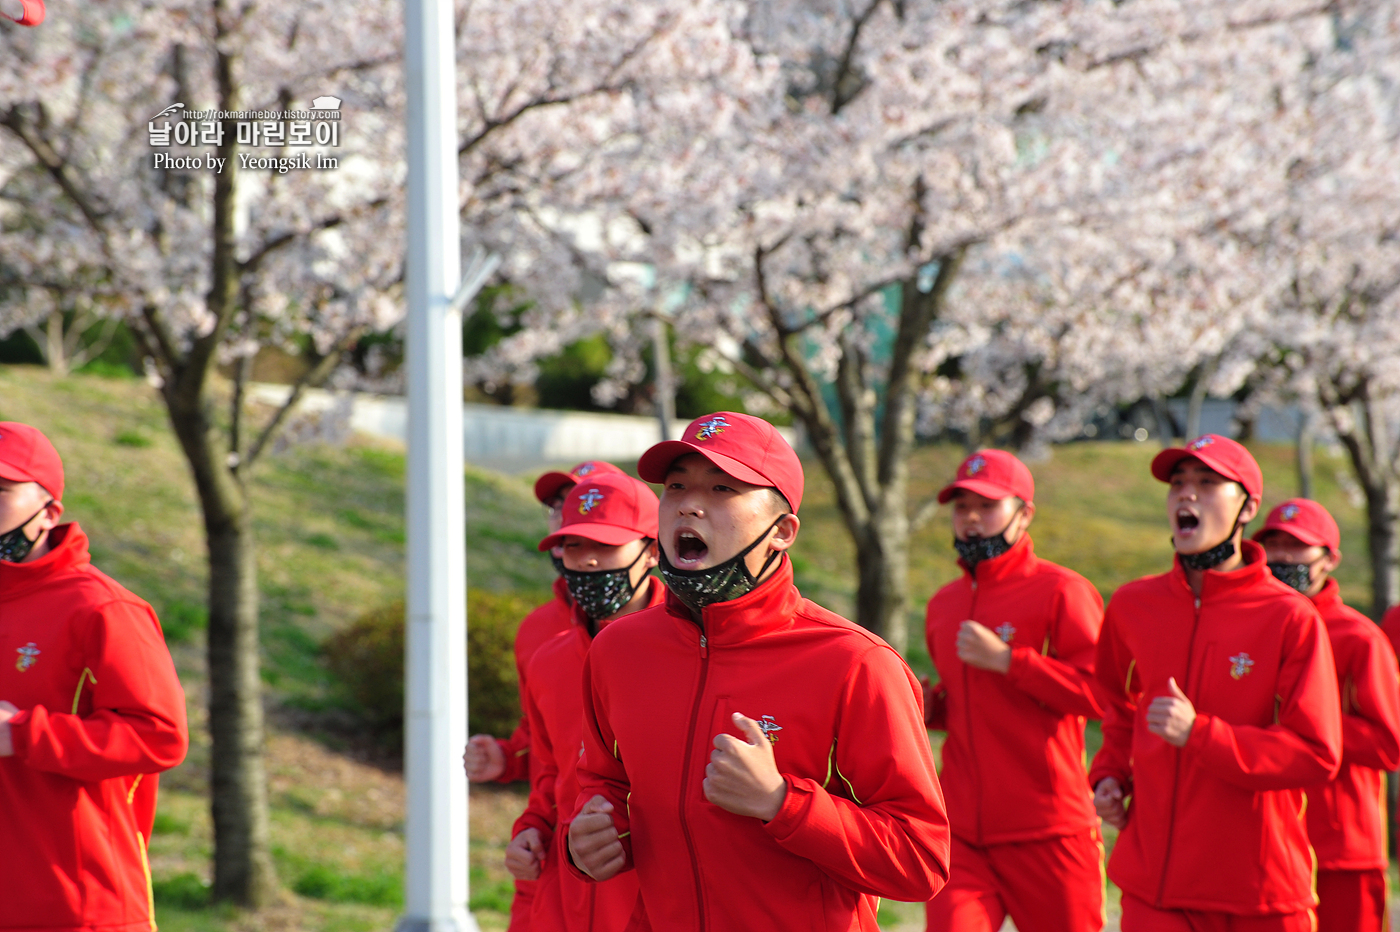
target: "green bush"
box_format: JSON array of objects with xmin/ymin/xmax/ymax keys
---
[{"xmin": 324, "ymin": 589, "xmax": 540, "ymax": 740}]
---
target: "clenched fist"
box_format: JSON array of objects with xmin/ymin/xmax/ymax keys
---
[
  {"xmin": 703, "ymin": 713, "xmax": 787, "ymax": 821},
  {"xmin": 0, "ymin": 700, "xmax": 16, "ymax": 758},
  {"xmin": 1094, "ymin": 777, "xmax": 1127, "ymax": 830},
  {"xmin": 463, "ymin": 734, "xmax": 506, "ymax": 782},
  {"xmin": 1146, "ymin": 677, "xmax": 1196, "ymax": 748},
  {"xmin": 505, "ymin": 828, "xmax": 545, "ymax": 881},
  {"xmin": 956, "ymin": 621, "xmax": 1012, "ymax": 674},
  {"xmin": 568, "ymin": 795, "xmax": 625, "ymax": 881}
]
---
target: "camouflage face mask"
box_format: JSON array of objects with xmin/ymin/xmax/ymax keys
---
[
  {"xmin": 952, "ymin": 504, "xmax": 1023, "ymax": 571},
  {"xmin": 658, "ymin": 516, "xmax": 786, "ymax": 617},
  {"xmin": 562, "ymin": 543, "xmax": 651, "ymax": 623},
  {"xmin": 0, "ymin": 502, "xmax": 51, "ymax": 563},
  {"xmin": 1267, "ymin": 558, "xmax": 1322, "ymax": 593}
]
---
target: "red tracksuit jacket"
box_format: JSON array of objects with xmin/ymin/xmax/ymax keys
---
[
  {"xmin": 1089, "ymin": 541, "xmax": 1342, "ymax": 915},
  {"xmin": 570, "ymin": 558, "xmax": 950, "ymax": 932},
  {"xmin": 925, "ymin": 534, "xmax": 1105, "ymax": 845},
  {"xmin": 1304, "ymin": 579, "xmax": 1400, "ymax": 871},
  {"xmin": 497, "ymin": 577, "xmax": 575, "ymax": 784},
  {"xmin": 1381, "ymin": 604, "xmax": 1400, "ymax": 672},
  {"xmin": 0, "ymin": 523, "xmax": 189, "ymax": 932},
  {"xmin": 513, "ymin": 580, "xmax": 665, "ymax": 932}
]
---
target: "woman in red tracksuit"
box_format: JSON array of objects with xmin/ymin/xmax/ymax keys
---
[
  {"xmin": 1253, "ymin": 498, "xmax": 1400, "ymax": 932},
  {"xmin": 565, "ymin": 412, "xmax": 950, "ymax": 932},
  {"xmin": 1091, "ymin": 435, "xmax": 1342, "ymax": 931},
  {"xmin": 465, "ymin": 460, "xmax": 625, "ymax": 931},
  {"xmin": 507, "ymin": 472, "xmax": 663, "ymax": 931},
  {"xmin": 924, "ymin": 449, "xmax": 1106, "ymax": 932}
]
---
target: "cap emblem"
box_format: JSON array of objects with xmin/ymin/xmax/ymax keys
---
[
  {"xmin": 965, "ymin": 454, "xmax": 986, "ymax": 476},
  {"xmin": 575, "ymin": 462, "xmax": 597, "ymax": 477},
  {"xmin": 1280, "ymin": 504, "xmax": 1300, "ymax": 521},
  {"xmin": 1189, "ymin": 436, "xmax": 1215, "ymax": 451},
  {"xmin": 695, "ymin": 416, "xmax": 730, "ymax": 441},
  {"xmin": 578, "ymin": 488, "xmax": 605, "ymax": 514},
  {"xmin": 1228, "ymin": 652, "xmax": 1254, "ymax": 680}
]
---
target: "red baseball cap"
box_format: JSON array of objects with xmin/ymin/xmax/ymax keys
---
[
  {"xmin": 1252, "ymin": 498, "xmax": 1340, "ymax": 552},
  {"xmin": 637, "ymin": 412, "xmax": 804, "ymax": 513},
  {"xmin": 0, "ymin": 422, "xmax": 64, "ymax": 501},
  {"xmin": 533, "ymin": 459, "xmax": 626, "ymax": 504},
  {"xmin": 1, "ymin": 0, "xmax": 44, "ymax": 26},
  {"xmin": 937, "ymin": 450, "xmax": 1034, "ymax": 505},
  {"xmin": 538, "ymin": 473, "xmax": 659, "ymax": 550},
  {"xmin": 1151, "ymin": 434, "xmax": 1263, "ymax": 500}
]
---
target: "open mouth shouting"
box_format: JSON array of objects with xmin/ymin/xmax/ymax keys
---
[
  {"xmin": 674, "ymin": 528, "xmax": 709, "ymax": 568},
  {"xmin": 1174, "ymin": 508, "xmax": 1200, "ymax": 542}
]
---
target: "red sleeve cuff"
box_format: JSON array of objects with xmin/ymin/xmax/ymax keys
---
[
  {"xmin": 762, "ymin": 774, "xmax": 812, "ymax": 841},
  {"xmin": 495, "ymin": 737, "xmax": 529, "ymax": 784},
  {"xmin": 1186, "ymin": 711, "xmax": 1213, "ymax": 750},
  {"xmin": 1004, "ymin": 645, "xmax": 1033, "ymax": 682}
]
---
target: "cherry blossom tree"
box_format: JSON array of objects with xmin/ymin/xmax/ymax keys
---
[
  {"xmin": 476, "ymin": 0, "xmax": 1340, "ymax": 651},
  {"xmin": 1, "ymin": 0, "xmax": 407, "ymax": 904},
  {"xmin": 1227, "ymin": 0, "xmax": 1400, "ymax": 617},
  {"xmin": 1, "ymin": 0, "xmax": 789, "ymax": 904}
]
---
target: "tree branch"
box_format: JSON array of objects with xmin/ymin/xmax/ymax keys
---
[
  {"xmin": 242, "ymin": 328, "xmax": 363, "ymax": 472},
  {"xmin": 877, "ymin": 246, "xmax": 966, "ymax": 487}
]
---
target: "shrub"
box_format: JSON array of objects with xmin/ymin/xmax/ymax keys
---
[{"xmin": 324, "ymin": 589, "xmax": 540, "ymax": 741}]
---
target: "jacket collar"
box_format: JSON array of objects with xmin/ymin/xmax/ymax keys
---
[
  {"xmin": 1310, "ymin": 576, "xmax": 1343, "ymax": 614},
  {"xmin": 958, "ymin": 532, "xmax": 1037, "ymax": 584},
  {"xmin": 0, "ymin": 522, "xmax": 90, "ymax": 600},
  {"xmin": 663, "ymin": 554, "xmax": 802, "ymax": 646},
  {"xmin": 1171, "ymin": 538, "xmax": 1272, "ymax": 599}
]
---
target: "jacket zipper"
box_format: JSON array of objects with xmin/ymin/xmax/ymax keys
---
[
  {"xmin": 588, "ymin": 885, "xmax": 596, "ymax": 932},
  {"xmin": 964, "ymin": 578, "xmax": 984, "ymax": 843},
  {"xmin": 1156, "ymin": 595, "xmax": 1202, "ymax": 907},
  {"xmin": 677, "ymin": 624, "xmax": 710, "ymax": 930}
]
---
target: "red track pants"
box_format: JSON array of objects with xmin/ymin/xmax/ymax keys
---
[
  {"xmin": 925, "ymin": 829, "xmax": 1105, "ymax": 932},
  {"xmin": 1120, "ymin": 895, "xmax": 1314, "ymax": 932},
  {"xmin": 1315, "ymin": 868, "xmax": 1388, "ymax": 932}
]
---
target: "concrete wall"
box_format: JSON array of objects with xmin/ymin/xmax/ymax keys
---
[{"xmin": 248, "ymin": 384, "xmax": 798, "ymax": 472}]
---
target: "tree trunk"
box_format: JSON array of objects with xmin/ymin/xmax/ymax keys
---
[
  {"xmin": 45, "ymin": 311, "xmax": 68, "ymax": 376},
  {"xmin": 205, "ymin": 495, "xmax": 277, "ymax": 904},
  {"xmin": 852, "ymin": 507, "xmax": 912, "ymax": 656},
  {"xmin": 1295, "ymin": 412, "xmax": 1315, "ymax": 500},
  {"xmin": 1186, "ymin": 357, "xmax": 1217, "ymax": 440},
  {"xmin": 1364, "ymin": 480, "xmax": 1400, "ymax": 620},
  {"xmin": 163, "ymin": 384, "xmax": 278, "ymax": 905}
]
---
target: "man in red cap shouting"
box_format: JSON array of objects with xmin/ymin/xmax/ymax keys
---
[
  {"xmin": 464, "ymin": 459, "xmax": 624, "ymax": 931},
  {"xmin": 506, "ymin": 473, "xmax": 664, "ymax": 931},
  {"xmin": 923, "ymin": 449, "xmax": 1107, "ymax": 932},
  {"xmin": 1252, "ymin": 499, "xmax": 1400, "ymax": 932},
  {"xmin": 565, "ymin": 412, "xmax": 950, "ymax": 931},
  {"xmin": 1090, "ymin": 435, "xmax": 1342, "ymax": 931},
  {"xmin": 0, "ymin": 422, "xmax": 189, "ymax": 931}
]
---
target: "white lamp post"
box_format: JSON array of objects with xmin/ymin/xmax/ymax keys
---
[{"xmin": 399, "ymin": 0, "xmax": 479, "ymax": 927}]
